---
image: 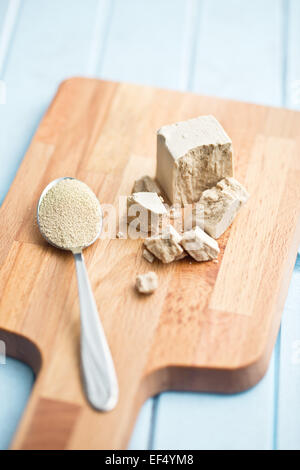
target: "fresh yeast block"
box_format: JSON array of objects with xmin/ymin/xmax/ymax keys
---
[{"xmin": 156, "ymin": 115, "xmax": 233, "ymax": 205}]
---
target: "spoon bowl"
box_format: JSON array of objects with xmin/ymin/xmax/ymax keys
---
[{"xmin": 37, "ymin": 176, "xmax": 103, "ymax": 251}]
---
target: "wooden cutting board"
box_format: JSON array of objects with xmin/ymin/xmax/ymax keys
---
[{"xmin": 1, "ymin": 78, "xmax": 300, "ymax": 450}]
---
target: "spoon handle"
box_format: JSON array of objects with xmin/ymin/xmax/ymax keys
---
[{"xmin": 74, "ymin": 252, "xmax": 118, "ymax": 411}]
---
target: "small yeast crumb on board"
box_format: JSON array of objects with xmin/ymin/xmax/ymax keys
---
[{"xmin": 135, "ymin": 272, "xmax": 158, "ymax": 294}]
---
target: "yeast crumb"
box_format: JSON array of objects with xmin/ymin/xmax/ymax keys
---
[{"xmin": 135, "ymin": 272, "xmax": 158, "ymax": 294}]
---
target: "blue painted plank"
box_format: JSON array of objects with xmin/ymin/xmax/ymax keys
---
[
  {"xmin": 128, "ymin": 400, "xmax": 154, "ymax": 450},
  {"xmin": 286, "ymin": 0, "xmax": 300, "ymax": 110},
  {"xmin": 192, "ymin": 0, "xmax": 283, "ymax": 105},
  {"xmin": 0, "ymin": 0, "xmax": 9, "ymax": 35},
  {"xmin": 99, "ymin": 0, "xmax": 199, "ymax": 90},
  {"xmin": 0, "ymin": 358, "xmax": 34, "ymax": 450},
  {"xmin": 0, "ymin": 1, "xmax": 22, "ymax": 77},
  {"xmin": 0, "ymin": 0, "xmax": 10, "ymax": 104},
  {"xmin": 276, "ymin": 255, "xmax": 300, "ymax": 449}
]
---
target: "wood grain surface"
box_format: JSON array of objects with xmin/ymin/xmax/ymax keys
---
[{"xmin": 0, "ymin": 78, "xmax": 300, "ymax": 450}]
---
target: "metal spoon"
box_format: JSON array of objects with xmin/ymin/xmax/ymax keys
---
[{"xmin": 37, "ymin": 177, "xmax": 118, "ymax": 411}]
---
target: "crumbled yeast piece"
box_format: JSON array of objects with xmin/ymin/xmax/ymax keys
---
[
  {"xmin": 132, "ymin": 176, "xmax": 162, "ymax": 195},
  {"xmin": 181, "ymin": 226, "xmax": 220, "ymax": 262},
  {"xmin": 135, "ymin": 271, "xmax": 158, "ymax": 294},
  {"xmin": 144, "ymin": 225, "xmax": 183, "ymax": 264},
  {"xmin": 198, "ymin": 176, "xmax": 249, "ymax": 239},
  {"xmin": 127, "ymin": 192, "xmax": 167, "ymax": 234},
  {"xmin": 156, "ymin": 115, "xmax": 233, "ymax": 206},
  {"xmin": 142, "ymin": 248, "xmax": 155, "ymax": 263}
]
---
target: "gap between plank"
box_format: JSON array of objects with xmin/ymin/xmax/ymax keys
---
[
  {"xmin": 273, "ymin": 327, "xmax": 282, "ymax": 449},
  {"xmin": 281, "ymin": 0, "xmax": 290, "ymax": 107},
  {"xmin": 147, "ymin": 395, "xmax": 159, "ymax": 450},
  {"xmin": 86, "ymin": 0, "xmax": 114, "ymax": 76},
  {"xmin": 0, "ymin": 0, "xmax": 22, "ymax": 78},
  {"xmin": 274, "ymin": 0, "xmax": 290, "ymax": 448},
  {"xmin": 179, "ymin": 0, "xmax": 202, "ymax": 91}
]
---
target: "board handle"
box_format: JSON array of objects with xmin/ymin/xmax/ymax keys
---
[{"xmin": 74, "ymin": 252, "xmax": 119, "ymax": 412}]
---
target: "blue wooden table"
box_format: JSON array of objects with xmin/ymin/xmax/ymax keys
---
[{"xmin": 0, "ymin": 0, "xmax": 299, "ymax": 450}]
